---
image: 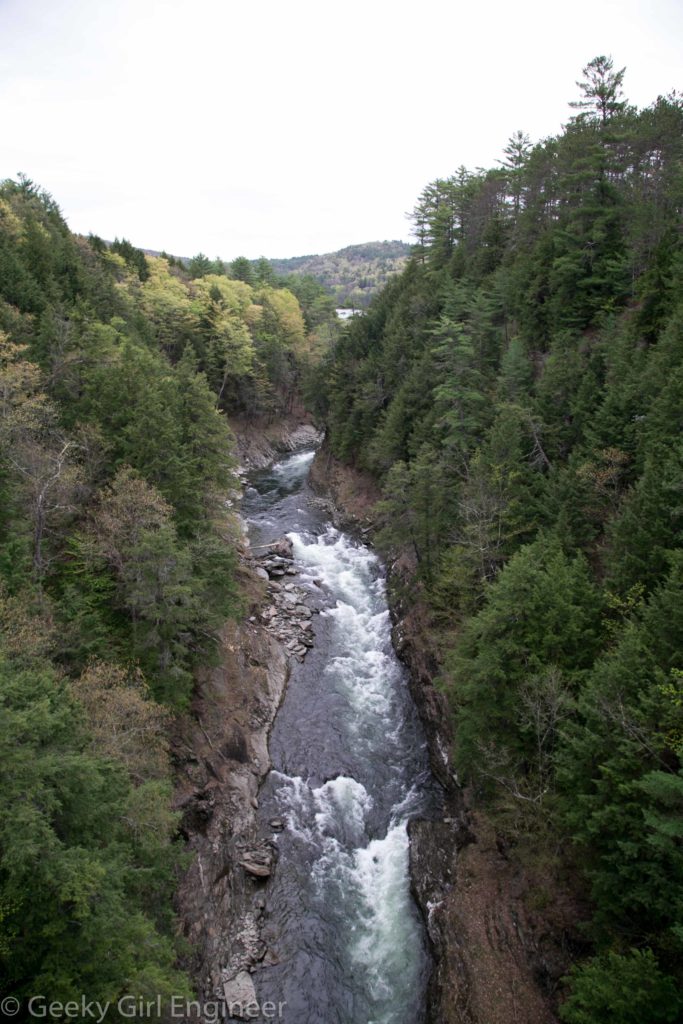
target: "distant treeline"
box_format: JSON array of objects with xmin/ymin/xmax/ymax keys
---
[{"xmin": 136, "ymin": 239, "xmax": 410, "ymax": 311}]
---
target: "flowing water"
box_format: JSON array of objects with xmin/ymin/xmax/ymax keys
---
[{"xmin": 242, "ymin": 449, "xmax": 441, "ymax": 1024}]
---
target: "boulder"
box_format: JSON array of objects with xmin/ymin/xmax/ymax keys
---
[
  {"xmin": 270, "ymin": 537, "xmax": 294, "ymax": 558},
  {"xmin": 240, "ymin": 859, "xmax": 272, "ymax": 878},
  {"xmin": 239, "ymin": 844, "xmax": 274, "ymax": 879},
  {"xmin": 222, "ymin": 972, "xmax": 257, "ymax": 1019}
]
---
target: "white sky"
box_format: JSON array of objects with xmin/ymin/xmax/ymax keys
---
[{"xmin": 1, "ymin": 0, "xmax": 681, "ymax": 260}]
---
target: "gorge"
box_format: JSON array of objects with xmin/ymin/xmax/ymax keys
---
[
  {"xmin": 242, "ymin": 447, "xmax": 440, "ymax": 1023},
  {"xmin": 1, "ymin": 56, "xmax": 682, "ymax": 1024}
]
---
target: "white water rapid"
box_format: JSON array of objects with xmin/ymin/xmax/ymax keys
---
[{"xmin": 243, "ymin": 450, "xmax": 440, "ymax": 1024}]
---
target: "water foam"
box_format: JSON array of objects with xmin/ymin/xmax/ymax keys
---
[
  {"xmin": 313, "ymin": 776, "xmax": 373, "ymax": 845},
  {"xmin": 256, "ymin": 500, "xmax": 431, "ymax": 1023},
  {"xmin": 271, "ymin": 449, "xmax": 316, "ymax": 486},
  {"xmin": 351, "ymin": 821, "xmax": 420, "ymax": 1012},
  {"xmin": 292, "ymin": 529, "xmax": 403, "ymax": 738}
]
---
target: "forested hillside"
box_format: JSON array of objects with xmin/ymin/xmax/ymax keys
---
[
  {"xmin": 266, "ymin": 240, "xmax": 411, "ymax": 308},
  {"xmin": 316, "ymin": 58, "xmax": 683, "ymax": 1019},
  {"xmin": 134, "ymin": 240, "xmax": 409, "ymax": 312},
  {"xmin": 0, "ymin": 179, "xmax": 325, "ymax": 1006}
]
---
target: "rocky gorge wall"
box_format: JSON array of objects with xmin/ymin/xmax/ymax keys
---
[
  {"xmin": 172, "ymin": 423, "xmax": 577, "ymax": 1024},
  {"xmin": 308, "ymin": 440, "xmax": 579, "ymax": 1024},
  {"xmin": 228, "ymin": 414, "xmax": 321, "ymax": 471},
  {"xmin": 173, "ymin": 606, "xmax": 287, "ymax": 1010},
  {"xmin": 173, "ymin": 420, "xmax": 321, "ymax": 1017}
]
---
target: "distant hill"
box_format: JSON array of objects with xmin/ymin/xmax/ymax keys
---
[
  {"xmin": 111, "ymin": 239, "xmax": 412, "ymax": 309},
  {"xmin": 265, "ymin": 240, "xmax": 412, "ymax": 308}
]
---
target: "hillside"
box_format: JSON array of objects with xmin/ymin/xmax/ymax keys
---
[
  {"xmin": 113, "ymin": 240, "xmax": 410, "ymax": 311},
  {"xmin": 265, "ymin": 239, "xmax": 411, "ymax": 308},
  {"xmin": 0, "ymin": 179, "xmax": 327, "ymax": 1006},
  {"xmin": 2, "ymin": 46, "xmax": 683, "ymax": 1024},
  {"xmin": 315, "ymin": 59, "xmax": 683, "ymax": 1021}
]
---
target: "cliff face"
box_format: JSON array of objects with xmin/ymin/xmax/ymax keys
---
[
  {"xmin": 172, "ymin": 420, "xmax": 317, "ymax": 1010},
  {"xmin": 228, "ymin": 414, "xmax": 321, "ymax": 470},
  {"xmin": 307, "ymin": 440, "xmax": 382, "ymax": 526},
  {"xmin": 173, "ymin": 603, "xmax": 288, "ymax": 1003},
  {"xmin": 309, "ymin": 440, "xmax": 579, "ymax": 1024}
]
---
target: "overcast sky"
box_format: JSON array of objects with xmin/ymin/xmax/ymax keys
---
[{"xmin": 1, "ymin": 0, "xmax": 680, "ymax": 260}]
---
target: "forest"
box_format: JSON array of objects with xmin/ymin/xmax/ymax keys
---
[
  {"xmin": 1, "ymin": 52, "xmax": 682, "ymax": 1024},
  {"xmin": 314, "ymin": 58, "xmax": 683, "ymax": 1020},
  {"xmin": 0, "ymin": 183, "xmax": 331, "ymax": 1006},
  {"xmin": 144, "ymin": 242, "xmax": 409, "ymax": 313}
]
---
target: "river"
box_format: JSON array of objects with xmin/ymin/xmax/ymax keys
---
[{"xmin": 242, "ymin": 448, "xmax": 441, "ymax": 1024}]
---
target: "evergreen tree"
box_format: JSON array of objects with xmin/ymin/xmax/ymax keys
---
[{"xmin": 569, "ymin": 55, "xmax": 627, "ymax": 127}]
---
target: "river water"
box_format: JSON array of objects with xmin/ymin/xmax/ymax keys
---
[{"xmin": 242, "ymin": 449, "xmax": 441, "ymax": 1024}]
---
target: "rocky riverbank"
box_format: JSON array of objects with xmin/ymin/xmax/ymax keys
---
[
  {"xmin": 308, "ymin": 439, "xmax": 577, "ymax": 1024},
  {"xmin": 173, "ymin": 588, "xmax": 288, "ymax": 1011},
  {"xmin": 229, "ymin": 415, "xmax": 322, "ymax": 471},
  {"xmin": 173, "ymin": 433, "xmax": 320, "ymax": 1017},
  {"xmin": 173, "ymin": 428, "xmax": 576, "ymax": 1024},
  {"xmin": 251, "ymin": 537, "xmax": 315, "ymax": 663}
]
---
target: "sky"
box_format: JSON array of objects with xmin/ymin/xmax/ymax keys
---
[{"xmin": 1, "ymin": 0, "xmax": 681, "ymax": 260}]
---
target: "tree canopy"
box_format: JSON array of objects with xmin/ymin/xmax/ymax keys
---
[
  {"xmin": 318, "ymin": 62, "xmax": 683, "ymax": 1018},
  {"xmin": 0, "ymin": 174, "xmax": 337, "ymax": 1009}
]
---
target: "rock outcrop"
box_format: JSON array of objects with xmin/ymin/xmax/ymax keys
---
[
  {"xmin": 251, "ymin": 537, "xmax": 315, "ymax": 661},
  {"xmin": 173, "ymin": 612, "xmax": 287, "ymax": 1003},
  {"xmin": 229, "ymin": 414, "xmax": 322, "ymax": 470},
  {"xmin": 308, "ymin": 439, "xmax": 381, "ymax": 531}
]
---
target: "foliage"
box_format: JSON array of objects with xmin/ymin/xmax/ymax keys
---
[
  {"xmin": 266, "ymin": 240, "xmax": 411, "ymax": 308},
  {"xmin": 559, "ymin": 949, "xmax": 681, "ymax": 1024},
  {"xmin": 0, "ymin": 170, "xmax": 332, "ymax": 1005},
  {"xmin": 319, "ymin": 62, "xmax": 683, "ymax": 1010},
  {"xmin": 0, "ymin": 647, "xmax": 188, "ymax": 1007}
]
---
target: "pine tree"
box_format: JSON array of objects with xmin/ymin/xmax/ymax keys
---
[{"xmin": 569, "ymin": 55, "xmax": 627, "ymax": 127}]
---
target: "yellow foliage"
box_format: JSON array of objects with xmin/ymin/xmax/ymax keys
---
[
  {"xmin": 90, "ymin": 467, "xmax": 173, "ymax": 573},
  {"xmin": 0, "ymin": 585, "xmax": 54, "ymax": 661},
  {"xmin": 245, "ymin": 303, "xmax": 263, "ymax": 328},
  {"xmin": 138, "ymin": 257, "xmax": 193, "ymax": 335},
  {"xmin": 102, "ymin": 250, "xmax": 128, "ymax": 272},
  {"xmin": 71, "ymin": 661, "xmax": 171, "ymax": 782},
  {"xmin": 0, "ymin": 197, "xmax": 24, "ymax": 239},
  {"xmin": 0, "ymin": 331, "xmax": 49, "ymax": 431},
  {"xmin": 191, "ymin": 274, "xmax": 253, "ymax": 316},
  {"xmin": 260, "ymin": 286, "xmax": 307, "ymax": 354},
  {"xmin": 210, "ymin": 310, "xmax": 254, "ymax": 376}
]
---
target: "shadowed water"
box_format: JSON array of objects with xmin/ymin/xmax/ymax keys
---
[{"xmin": 242, "ymin": 450, "xmax": 441, "ymax": 1024}]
